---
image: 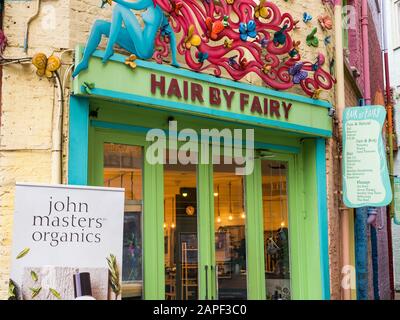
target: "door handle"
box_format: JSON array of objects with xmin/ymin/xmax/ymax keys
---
[
  {"xmin": 210, "ymin": 265, "xmax": 214, "ymax": 300},
  {"xmin": 214, "ymin": 265, "xmax": 219, "ymax": 300},
  {"xmin": 205, "ymin": 265, "xmax": 209, "ymax": 300}
]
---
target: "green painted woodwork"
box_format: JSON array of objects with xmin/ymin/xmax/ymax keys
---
[
  {"xmin": 290, "ymin": 140, "xmax": 323, "ymax": 299},
  {"xmin": 74, "ymin": 49, "xmax": 332, "ymax": 137},
  {"xmin": 197, "ymin": 161, "xmax": 215, "ymax": 300},
  {"xmin": 87, "ymin": 104, "xmax": 325, "ymax": 300},
  {"xmin": 245, "ymin": 158, "xmax": 266, "ymax": 299}
]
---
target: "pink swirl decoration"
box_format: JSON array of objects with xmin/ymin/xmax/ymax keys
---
[{"xmin": 152, "ymin": 0, "xmax": 335, "ymax": 98}]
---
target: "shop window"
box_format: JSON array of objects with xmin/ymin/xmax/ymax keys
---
[
  {"xmin": 103, "ymin": 143, "xmax": 143, "ymax": 299},
  {"xmin": 261, "ymin": 161, "xmax": 291, "ymax": 300}
]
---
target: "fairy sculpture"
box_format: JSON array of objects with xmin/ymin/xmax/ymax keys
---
[
  {"xmin": 73, "ymin": 0, "xmax": 335, "ymax": 98},
  {"xmin": 73, "ymin": 0, "xmax": 179, "ymax": 77}
]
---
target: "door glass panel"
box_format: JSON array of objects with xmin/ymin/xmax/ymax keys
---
[
  {"xmin": 262, "ymin": 161, "xmax": 291, "ymax": 300},
  {"xmin": 103, "ymin": 143, "xmax": 143, "ymax": 299},
  {"xmin": 214, "ymin": 161, "xmax": 247, "ymax": 300},
  {"xmin": 164, "ymin": 156, "xmax": 198, "ymax": 300}
]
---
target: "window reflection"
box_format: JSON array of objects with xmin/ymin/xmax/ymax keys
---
[
  {"xmin": 214, "ymin": 161, "xmax": 247, "ymax": 300},
  {"xmin": 103, "ymin": 143, "xmax": 143, "ymax": 299},
  {"xmin": 262, "ymin": 161, "xmax": 290, "ymax": 300}
]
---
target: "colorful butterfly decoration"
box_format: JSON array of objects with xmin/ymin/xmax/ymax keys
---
[
  {"xmin": 306, "ymin": 27, "xmax": 319, "ymax": 47},
  {"xmin": 228, "ymin": 55, "xmax": 248, "ymax": 70},
  {"xmin": 273, "ymin": 24, "xmax": 288, "ymax": 46},
  {"xmin": 184, "ymin": 25, "xmax": 201, "ymax": 49},
  {"xmin": 224, "ymin": 39, "xmax": 233, "ymax": 49},
  {"xmin": 255, "ymin": 0, "xmax": 270, "ymax": 20},
  {"xmin": 223, "ymin": 15, "xmax": 230, "ymax": 28},
  {"xmin": 312, "ymin": 89, "xmax": 323, "ymax": 99},
  {"xmin": 260, "ymin": 37, "xmax": 269, "ymax": 48},
  {"xmin": 289, "ymin": 62, "xmax": 308, "ymax": 84},
  {"xmin": 303, "ymin": 12, "xmax": 312, "ymax": 23},
  {"xmin": 262, "ymin": 64, "xmax": 272, "ymax": 74},
  {"xmin": 32, "ymin": 52, "xmax": 61, "ymax": 78},
  {"xmin": 289, "ymin": 40, "xmax": 301, "ymax": 57},
  {"xmin": 324, "ymin": 36, "xmax": 332, "ymax": 45},
  {"xmin": 161, "ymin": 23, "xmax": 172, "ymax": 37},
  {"xmin": 205, "ymin": 17, "xmax": 225, "ymax": 41},
  {"xmin": 239, "ymin": 20, "xmax": 257, "ymax": 41},
  {"xmin": 197, "ymin": 51, "xmax": 209, "ymax": 63},
  {"xmin": 125, "ymin": 54, "xmax": 137, "ymax": 69},
  {"xmin": 100, "ymin": 0, "xmax": 112, "ymax": 9},
  {"xmin": 81, "ymin": 82, "xmax": 95, "ymax": 95},
  {"xmin": 312, "ymin": 53, "xmax": 324, "ymax": 71},
  {"xmin": 227, "ymin": 0, "xmax": 234, "ymax": 4}
]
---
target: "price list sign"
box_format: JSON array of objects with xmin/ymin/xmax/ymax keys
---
[{"xmin": 343, "ymin": 106, "xmax": 392, "ymax": 208}]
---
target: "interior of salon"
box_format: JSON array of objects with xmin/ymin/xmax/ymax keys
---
[{"xmin": 103, "ymin": 144, "xmax": 291, "ymax": 300}]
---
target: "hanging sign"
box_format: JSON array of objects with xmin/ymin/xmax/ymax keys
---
[
  {"xmin": 342, "ymin": 105, "xmax": 392, "ymax": 208},
  {"xmin": 9, "ymin": 183, "xmax": 124, "ymax": 300}
]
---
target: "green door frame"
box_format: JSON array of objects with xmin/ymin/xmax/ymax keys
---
[{"xmin": 68, "ymin": 96, "xmax": 330, "ymax": 300}]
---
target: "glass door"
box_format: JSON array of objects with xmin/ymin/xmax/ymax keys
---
[
  {"xmin": 261, "ymin": 160, "xmax": 291, "ymax": 300},
  {"xmin": 164, "ymin": 154, "xmax": 198, "ymax": 300},
  {"xmin": 103, "ymin": 143, "xmax": 144, "ymax": 300},
  {"xmin": 213, "ymin": 159, "xmax": 247, "ymax": 300}
]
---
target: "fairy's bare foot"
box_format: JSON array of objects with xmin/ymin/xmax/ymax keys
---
[
  {"xmin": 72, "ymin": 61, "xmax": 89, "ymax": 78},
  {"xmin": 102, "ymin": 48, "xmax": 115, "ymax": 63}
]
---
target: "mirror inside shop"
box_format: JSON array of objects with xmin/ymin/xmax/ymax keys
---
[{"xmin": 104, "ymin": 144, "xmax": 291, "ymax": 300}]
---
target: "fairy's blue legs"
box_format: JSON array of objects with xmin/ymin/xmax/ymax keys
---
[
  {"xmin": 103, "ymin": 4, "xmax": 145, "ymax": 62},
  {"xmin": 104, "ymin": 4, "xmax": 162, "ymax": 61},
  {"xmin": 72, "ymin": 19, "xmax": 137, "ymax": 77}
]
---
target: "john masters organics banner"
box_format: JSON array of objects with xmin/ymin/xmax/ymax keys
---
[
  {"xmin": 9, "ymin": 183, "xmax": 124, "ymax": 300},
  {"xmin": 343, "ymin": 105, "xmax": 392, "ymax": 208}
]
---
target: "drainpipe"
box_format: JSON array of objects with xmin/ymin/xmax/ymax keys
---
[
  {"xmin": 51, "ymin": 72, "xmax": 63, "ymax": 184},
  {"xmin": 382, "ymin": 0, "xmax": 396, "ymax": 300},
  {"xmin": 354, "ymin": 0, "xmax": 371, "ymax": 300},
  {"xmin": 334, "ymin": 0, "xmax": 352, "ymax": 300}
]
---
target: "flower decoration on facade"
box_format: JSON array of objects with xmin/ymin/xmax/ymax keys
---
[
  {"xmin": 152, "ymin": 0, "xmax": 335, "ymax": 97},
  {"xmin": 318, "ymin": 14, "xmax": 333, "ymax": 30}
]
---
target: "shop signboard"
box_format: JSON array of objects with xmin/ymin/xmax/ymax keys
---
[
  {"xmin": 342, "ymin": 105, "xmax": 392, "ymax": 208},
  {"xmin": 9, "ymin": 183, "xmax": 124, "ymax": 300}
]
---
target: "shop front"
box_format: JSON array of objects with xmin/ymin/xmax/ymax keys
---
[{"xmin": 69, "ymin": 47, "xmax": 331, "ymax": 300}]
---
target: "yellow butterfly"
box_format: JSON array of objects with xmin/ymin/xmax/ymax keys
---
[
  {"xmin": 262, "ymin": 64, "xmax": 272, "ymax": 74},
  {"xmin": 224, "ymin": 39, "xmax": 233, "ymax": 49},
  {"xmin": 255, "ymin": 0, "xmax": 270, "ymax": 19},
  {"xmin": 32, "ymin": 53, "xmax": 61, "ymax": 78},
  {"xmin": 227, "ymin": 0, "xmax": 235, "ymax": 4},
  {"xmin": 312, "ymin": 89, "xmax": 323, "ymax": 99},
  {"xmin": 125, "ymin": 54, "xmax": 137, "ymax": 69},
  {"xmin": 184, "ymin": 25, "xmax": 201, "ymax": 50}
]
